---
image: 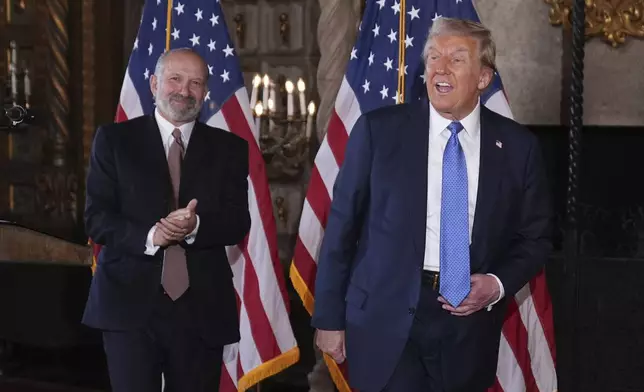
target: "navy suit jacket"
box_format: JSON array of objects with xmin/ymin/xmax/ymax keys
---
[
  {"xmin": 311, "ymin": 100, "xmax": 553, "ymax": 391},
  {"xmin": 82, "ymin": 115, "xmax": 250, "ymax": 348}
]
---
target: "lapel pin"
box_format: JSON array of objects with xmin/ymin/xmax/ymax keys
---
[{"xmin": 495, "ymin": 140, "xmax": 503, "ymax": 149}]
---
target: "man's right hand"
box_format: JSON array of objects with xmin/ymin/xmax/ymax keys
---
[
  {"xmin": 316, "ymin": 329, "xmax": 346, "ymax": 364},
  {"xmin": 152, "ymin": 226, "xmax": 173, "ymax": 247}
]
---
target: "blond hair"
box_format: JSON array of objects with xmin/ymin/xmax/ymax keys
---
[{"xmin": 422, "ymin": 17, "xmax": 496, "ymax": 71}]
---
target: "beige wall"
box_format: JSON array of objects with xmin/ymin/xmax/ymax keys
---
[
  {"xmin": 475, "ymin": 0, "xmax": 644, "ymax": 127},
  {"xmin": 584, "ymin": 39, "xmax": 644, "ymax": 126}
]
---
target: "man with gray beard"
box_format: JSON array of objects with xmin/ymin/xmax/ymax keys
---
[{"xmin": 83, "ymin": 48, "xmax": 250, "ymax": 392}]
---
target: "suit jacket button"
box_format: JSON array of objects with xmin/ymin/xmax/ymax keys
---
[{"xmin": 408, "ymin": 307, "xmax": 415, "ymax": 315}]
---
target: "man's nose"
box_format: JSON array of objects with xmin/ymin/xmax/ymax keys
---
[{"xmin": 178, "ymin": 82, "xmax": 190, "ymax": 95}]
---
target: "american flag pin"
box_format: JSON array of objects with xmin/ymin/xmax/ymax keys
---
[{"xmin": 495, "ymin": 140, "xmax": 503, "ymax": 149}]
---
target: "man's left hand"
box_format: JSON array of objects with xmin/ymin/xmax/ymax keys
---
[{"xmin": 437, "ymin": 274, "xmax": 500, "ymax": 316}]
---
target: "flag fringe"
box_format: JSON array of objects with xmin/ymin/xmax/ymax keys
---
[
  {"xmin": 291, "ymin": 262, "xmax": 355, "ymax": 392},
  {"xmin": 322, "ymin": 355, "xmax": 352, "ymax": 392},
  {"xmin": 289, "ymin": 261, "xmax": 315, "ymax": 315},
  {"xmin": 237, "ymin": 346, "xmax": 300, "ymax": 391}
]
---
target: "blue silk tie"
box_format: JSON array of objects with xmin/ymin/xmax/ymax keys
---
[{"xmin": 439, "ymin": 121, "xmax": 471, "ymax": 307}]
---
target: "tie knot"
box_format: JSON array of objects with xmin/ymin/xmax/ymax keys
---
[
  {"xmin": 447, "ymin": 121, "xmax": 464, "ymax": 135},
  {"xmin": 172, "ymin": 128, "xmax": 182, "ymax": 143}
]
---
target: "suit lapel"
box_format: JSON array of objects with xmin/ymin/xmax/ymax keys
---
[
  {"xmin": 143, "ymin": 115, "xmax": 173, "ymax": 201},
  {"xmin": 470, "ymin": 106, "xmax": 504, "ymax": 267},
  {"xmin": 179, "ymin": 122, "xmax": 210, "ymax": 203},
  {"xmin": 404, "ymin": 100, "xmax": 430, "ymax": 260}
]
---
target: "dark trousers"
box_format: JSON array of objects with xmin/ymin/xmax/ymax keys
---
[
  {"xmin": 381, "ymin": 283, "xmax": 487, "ymax": 392},
  {"xmin": 102, "ymin": 288, "xmax": 223, "ymax": 392}
]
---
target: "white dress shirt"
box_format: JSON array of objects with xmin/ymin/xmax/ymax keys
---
[
  {"xmin": 143, "ymin": 108, "xmax": 200, "ymax": 255},
  {"xmin": 423, "ymin": 101, "xmax": 504, "ymax": 308}
]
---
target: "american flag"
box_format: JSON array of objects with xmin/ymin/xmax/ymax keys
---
[
  {"xmin": 290, "ymin": 0, "xmax": 557, "ymax": 391},
  {"xmin": 91, "ymin": 0, "xmax": 300, "ymax": 390}
]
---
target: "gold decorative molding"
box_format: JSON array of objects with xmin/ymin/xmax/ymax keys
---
[
  {"xmin": 81, "ymin": 0, "xmax": 95, "ymax": 169},
  {"xmin": 545, "ymin": 0, "xmax": 644, "ymax": 47},
  {"xmin": 46, "ymin": 0, "xmax": 69, "ymax": 165}
]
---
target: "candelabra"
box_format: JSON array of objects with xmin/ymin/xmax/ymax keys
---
[
  {"xmin": 250, "ymin": 73, "xmax": 316, "ymax": 182},
  {"xmin": 1, "ymin": 40, "xmax": 33, "ymax": 131}
]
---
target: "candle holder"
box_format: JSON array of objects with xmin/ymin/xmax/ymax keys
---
[
  {"xmin": 1, "ymin": 40, "xmax": 32, "ymax": 131},
  {"xmin": 250, "ymin": 73, "xmax": 316, "ymax": 182}
]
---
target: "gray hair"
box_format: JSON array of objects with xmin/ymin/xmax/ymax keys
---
[
  {"xmin": 153, "ymin": 47, "xmax": 209, "ymax": 80},
  {"xmin": 422, "ymin": 17, "xmax": 496, "ymax": 71}
]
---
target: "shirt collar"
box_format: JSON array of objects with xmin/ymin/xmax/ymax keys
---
[
  {"xmin": 154, "ymin": 107, "xmax": 196, "ymax": 145},
  {"xmin": 429, "ymin": 99, "xmax": 481, "ymax": 140}
]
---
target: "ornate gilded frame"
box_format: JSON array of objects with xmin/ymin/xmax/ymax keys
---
[{"xmin": 545, "ymin": 0, "xmax": 644, "ymax": 47}]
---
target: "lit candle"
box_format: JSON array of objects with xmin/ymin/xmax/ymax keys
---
[
  {"xmin": 285, "ymin": 80, "xmax": 294, "ymax": 117},
  {"xmin": 10, "ymin": 64, "xmax": 17, "ymax": 101},
  {"xmin": 24, "ymin": 68, "xmax": 30, "ymax": 106},
  {"xmin": 250, "ymin": 74, "xmax": 261, "ymax": 110},
  {"xmin": 262, "ymin": 74, "xmax": 270, "ymax": 107},
  {"xmin": 306, "ymin": 101, "xmax": 316, "ymax": 139},
  {"xmin": 269, "ymin": 86, "xmax": 276, "ymax": 113},
  {"xmin": 267, "ymin": 98, "xmax": 275, "ymax": 113},
  {"xmin": 254, "ymin": 101, "xmax": 264, "ymax": 133},
  {"xmin": 297, "ymin": 78, "xmax": 306, "ymax": 116}
]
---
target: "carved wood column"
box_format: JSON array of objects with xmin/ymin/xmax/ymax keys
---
[{"xmin": 315, "ymin": 0, "xmax": 361, "ymax": 140}]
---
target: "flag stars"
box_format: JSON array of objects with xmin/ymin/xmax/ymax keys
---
[
  {"xmin": 380, "ymin": 85, "xmax": 389, "ymax": 99},
  {"xmin": 372, "ymin": 23, "xmax": 380, "ymax": 37},
  {"xmin": 388, "ymin": 29, "xmax": 397, "ymax": 43},
  {"xmin": 362, "ymin": 79, "xmax": 370, "ymax": 93},
  {"xmin": 133, "ymin": 38, "xmax": 138, "ymax": 50},
  {"xmin": 220, "ymin": 69, "xmax": 230, "ymax": 82},
  {"xmin": 456, "ymin": 0, "xmax": 463, "ymax": 3},
  {"xmin": 148, "ymin": 42, "xmax": 153, "ymax": 56},
  {"xmin": 368, "ymin": 52, "xmax": 374, "ymax": 65},
  {"xmin": 210, "ymin": 13, "xmax": 219, "ymax": 26},
  {"xmin": 152, "ymin": 17, "xmax": 157, "ymax": 31},
  {"xmin": 384, "ymin": 57, "xmax": 393, "ymax": 71},
  {"xmin": 397, "ymin": 65, "xmax": 408, "ymax": 75},
  {"xmin": 195, "ymin": 8, "xmax": 203, "ymax": 21},
  {"xmin": 144, "ymin": 68, "xmax": 150, "ymax": 80},
  {"xmin": 156, "ymin": 0, "xmax": 161, "ymax": 4},
  {"xmin": 171, "ymin": 28, "xmax": 180, "ymax": 40},
  {"xmin": 207, "ymin": 39, "xmax": 216, "ymax": 52},
  {"xmin": 376, "ymin": 0, "xmax": 386, "ymax": 9},
  {"xmin": 223, "ymin": 44, "xmax": 234, "ymax": 57},
  {"xmin": 175, "ymin": 2, "xmax": 184, "ymax": 15},
  {"xmin": 420, "ymin": 74, "xmax": 427, "ymax": 84},
  {"xmin": 350, "ymin": 47, "xmax": 358, "ymax": 60},
  {"xmin": 204, "ymin": 91, "xmax": 211, "ymax": 101},
  {"xmin": 189, "ymin": 33, "xmax": 200, "ymax": 46},
  {"xmin": 207, "ymin": 64, "xmax": 213, "ymax": 75},
  {"xmin": 408, "ymin": 6, "xmax": 420, "ymax": 20},
  {"xmin": 391, "ymin": 0, "xmax": 400, "ymax": 15},
  {"xmin": 405, "ymin": 34, "xmax": 414, "ymax": 48},
  {"xmin": 432, "ymin": 12, "xmax": 442, "ymax": 21}
]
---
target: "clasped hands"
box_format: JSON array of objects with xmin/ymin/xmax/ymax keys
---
[{"xmin": 152, "ymin": 199, "xmax": 198, "ymax": 247}]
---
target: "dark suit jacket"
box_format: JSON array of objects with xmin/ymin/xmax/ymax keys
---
[
  {"xmin": 82, "ymin": 115, "xmax": 250, "ymax": 347},
  {"xmin": 311, "ymin": 100, "xmax": 553, "ymax": 391}
]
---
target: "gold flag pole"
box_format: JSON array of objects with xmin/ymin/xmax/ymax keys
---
[{"xmin": 396, "ymin": 0, "xmax": 406, "ymax": 103}]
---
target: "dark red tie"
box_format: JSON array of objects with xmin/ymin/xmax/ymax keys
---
[{"xmin": 161, "ymin": 128, "xmax": 189, "ymax": 300}]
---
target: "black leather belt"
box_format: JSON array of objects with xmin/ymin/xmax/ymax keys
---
[{"xmin": 421, "ymin": 270, "xmax": 440, "ymax": 290}]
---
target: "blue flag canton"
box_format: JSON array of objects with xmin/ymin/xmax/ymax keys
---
[
  {"xmin": 346, "ymin": 0, "xmax": 504, "ymax": 114},
  {"xmin": 127, "ymin": 0, "xmax": 244, "ymax": 123}
]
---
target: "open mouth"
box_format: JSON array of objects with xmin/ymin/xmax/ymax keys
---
[{"xmin": 434, "ymin": 82, "xmax": 453, "ymax": 94}]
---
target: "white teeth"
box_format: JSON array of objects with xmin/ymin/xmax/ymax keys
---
[{"xmin": 436, "ymin": 82, "xmax": 451, "ymax": 87}]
